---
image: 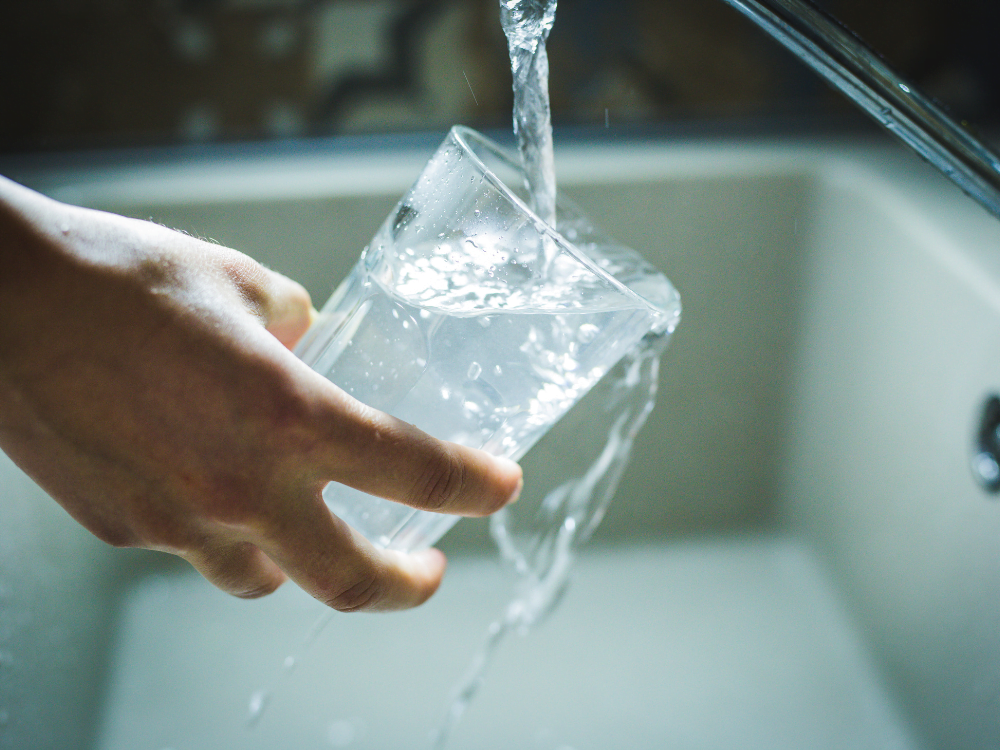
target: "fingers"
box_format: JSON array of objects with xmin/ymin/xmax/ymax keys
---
[
  {"xmin": 252, "ymin": 495, "xmax": 447, "ymax": 612},
  {"xmin": 259, "ymin": 270, "xmax": 314, "ymax": 350},
  {"xmin": 307, "ymin": 388, "xmax": 524, "ymax": 517},
  {"xmin": 195, "ymin": 239, "xmax": 313, "ymax": 350},
  {"xmin": 183, "ymin": 540, "xmax": 288, "ymax": 600}
]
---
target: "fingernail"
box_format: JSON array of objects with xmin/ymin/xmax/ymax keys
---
[
  {"xmin": 412, "ymin": 547, "xmax": 447, "ymax": 573},
  {"xmin": 507, "ymin": 476, "xmax": 524, "ymax": 505}
]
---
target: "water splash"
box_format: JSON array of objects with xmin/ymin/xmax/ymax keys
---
[
  {"xmin": 432, "ymin": 335, "xmax": 666, "ymax": 748},
  {"xmin": 246, "ymin": 610, "xmax": 335, "ymax": 727}
]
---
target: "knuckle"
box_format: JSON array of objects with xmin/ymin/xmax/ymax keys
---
[
  {"xmin": 233, "ymin": 577, "xmax": 283, "ymax": 600},
  {"xmin": 412, "ymin": 447, "xmax": 467, "ymax": 512},
  {"xmin": 324, "ymin": 572, "xmax": 386, "ymax": 613},
  {"xmin": 93, "ymin": 523, "xmax": 139, "ymax": 549}
]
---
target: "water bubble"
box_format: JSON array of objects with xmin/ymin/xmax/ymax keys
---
[
  {"xmin": 467, "ymin": 362, "xmax": 482, "ymax": 380},
  {"xmin": 494, "ymin": 365, "xmax": 503, "ymax": 376},
  {"xmin": 576, "ymin": 324, "xmax": 599, "ymax": 344},
  {"xmin": 282, "ymin": 655, "xmax": 296, "ymax": 672}
]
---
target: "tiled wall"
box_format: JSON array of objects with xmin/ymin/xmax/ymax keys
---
[{"xmin": 1, "ymin": 0, "xmax": 996, "ymax": 151}]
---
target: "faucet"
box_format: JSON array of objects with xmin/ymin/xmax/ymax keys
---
[{"xmin": 722, "ymin": 0, "xmax": 1000, "ymax": 220}]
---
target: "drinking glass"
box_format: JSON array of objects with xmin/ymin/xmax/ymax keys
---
[{"xmin": 294, "ymin": 126, "xmax": 680, "ymax": 551}]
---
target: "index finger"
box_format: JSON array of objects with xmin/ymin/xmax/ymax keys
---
[{"xmin": 291, "ymin": 361, "xmax": 524, "ymax": 517}]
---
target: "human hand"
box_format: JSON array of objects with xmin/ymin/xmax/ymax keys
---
[{"xmin": 0, "ymin": 176, "xmax": 522, "ymax": 612}]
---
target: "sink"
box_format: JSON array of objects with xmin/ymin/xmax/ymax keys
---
[{"xmin": 2, "ymin": 132, "xmax": 999, "ymax": 749}]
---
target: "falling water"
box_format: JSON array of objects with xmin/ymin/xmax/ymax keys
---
[
  {"xmin": 431, "ymin": 334, "xmax": 669, "ymax": 749},
  {"xmin": 500, "ymin": 0, "xmax": 558, "ymax": 228}
]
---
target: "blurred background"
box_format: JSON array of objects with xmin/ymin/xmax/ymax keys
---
[{"xmin": 1, "ymin": 0, "xmax": 998, "ymax": 154}]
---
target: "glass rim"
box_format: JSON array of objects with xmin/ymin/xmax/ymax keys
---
[{"xmin": 448, "ymin": 124, "xmax": 668, "ymax": 317}]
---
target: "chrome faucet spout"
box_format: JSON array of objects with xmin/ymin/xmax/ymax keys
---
[{"xmin": 722, "ymin": 0, "xmax": 1000, "ymax": 219}]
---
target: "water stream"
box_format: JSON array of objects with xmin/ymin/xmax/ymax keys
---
[
  {"xmin": 499, "ymin": 0, "xmax": 558, "ymax": 228},
  {"xmin": 431, "ymin": 335, "xmax": 667, "ymax": 748}
]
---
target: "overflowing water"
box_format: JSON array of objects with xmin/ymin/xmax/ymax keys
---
[{"xmin": 432, "ymin": 335, "xmax": 666, "ymax": 748}]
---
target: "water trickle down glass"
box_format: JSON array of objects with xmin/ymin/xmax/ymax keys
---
[{"xmin": 432, "ymin": 335, "xmax": 668, "ymax": 749}]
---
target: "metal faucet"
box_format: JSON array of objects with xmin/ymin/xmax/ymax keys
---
[{"xmin": 722, "ymin": 0, "xmax": 1000, "ymax": 220}]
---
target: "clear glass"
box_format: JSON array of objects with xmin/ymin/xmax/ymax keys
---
[{"xmin": 294, "ymin": 125, "xmax": 680, "ymax": 552}]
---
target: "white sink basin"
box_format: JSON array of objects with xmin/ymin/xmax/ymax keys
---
[{"xmin": 3, "ymin": 132, "xmax": 999, "ymax": 749}]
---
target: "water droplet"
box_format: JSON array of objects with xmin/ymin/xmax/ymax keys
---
[
  {"xmin": 493, "ymin": 365, "xmax": 502, "ymax": 376},
  {"xmin": 974, "ymin": 451, "xmax": 999, "ymax": 482},
  {"xmin": 247, "ymin": 689, "xmax": 270, "ymax": 725},
  {"xmin": 478, "ymin": 316, "xmax": 492, "ymax": 328},
  {"xmin": 467, "ymin": 362, "xmax": 482, "ymax": 380},
  {"xmin": 282, "ymin": 655, "xmax": 296, "ymax": 672}
]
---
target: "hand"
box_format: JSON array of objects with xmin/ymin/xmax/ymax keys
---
[{"xmin": 0, "ymin": 176, "xmax": 522, "ymax": 612}]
